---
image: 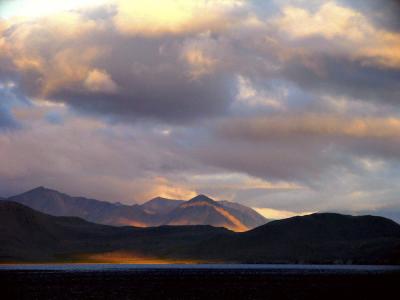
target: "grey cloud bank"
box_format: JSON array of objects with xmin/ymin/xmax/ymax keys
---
[{"xmin": 0, "ymin": 0, "xmax": 400, "ymax": 220}]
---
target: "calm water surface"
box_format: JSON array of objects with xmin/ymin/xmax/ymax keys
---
[
  {"xmin": 1, "ymin": 263, "xmax": 399, "ymax": 272},
  {"xmin": 1, "ymin": 264, "xmax": 399, "ymax": 299}
]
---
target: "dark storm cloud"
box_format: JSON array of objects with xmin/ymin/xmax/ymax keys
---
[
  {"xmin": 51, "ymin": 37, "xmax": 235, "ymax": 123},
  {"xmin": 190, "ymin": 136, "xmax": 334, "ymax": 183},
  {"xmin": 0, "ymin": 12, "xmax": 238, "ymax": 124},
  {"xmin": 1, "ymin": 0, "xmax": 400, "ymax": 217},
  {"xmin": 280, "ymin": 54, "xmax": 400, "ymax": 105},
  {"xmin": 183, "ymin": 113, "xmax": 400, "ymax": 190},
  {"xmin": 340, "ymin": 0, "xmax": 400, "ymax": 31},
  {"xmin": 1, "ymin": 0, "xmax": 399, "ymax": 125}
]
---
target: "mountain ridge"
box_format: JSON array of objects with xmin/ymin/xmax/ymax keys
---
[
  {"xmin": 166, "ymin": 194, "xmax": 248, "ymax": 231},
  {"xmin": 4, "ymin": 187, "xmax": 267, "ymax": 231},
  {"xmin": 141, "ymin": 197, "xmax": 185, "ymax": 215}
]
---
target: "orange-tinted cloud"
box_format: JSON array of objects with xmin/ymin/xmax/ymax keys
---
[
  {"xmin": 273, "ymin": 1, "xmax": 400, "ymax": 69},
  {"xmin": 1, "ymin": 0, "xmax": 400, "ymax": 220},
  {"xmin": 219, "ymin": 115, "xmax": 400, "ymax": 140},
  {"xmin": 84, "ymin": 69, "xmax": 118, "ymax": 93},
  {"xmin": 113, "ymin": 0, "xmax": 246, "ymax": 36}
]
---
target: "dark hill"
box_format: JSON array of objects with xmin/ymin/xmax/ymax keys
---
[
  {"xmin": 1, "ymin": 202, "xmax": 400, "ymax": 264},
  {"xmin": 0, "ymin": 201, "xmax": 230, "ymax": 262},
  {"xmin": 206, "ymin": 213, "xmax": 400, "ymax": 264},
  {"xmin": 247, "ymin": 213, "xmax": 400, "ymax": 240},
  {"xmin": 0, "ymin": 201, "xmax": 123, "ymax": 261}
]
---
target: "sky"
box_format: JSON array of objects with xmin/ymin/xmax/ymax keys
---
[{"xmin": 0, "ymin": 0, "xmax": 400, "ymax": 220}]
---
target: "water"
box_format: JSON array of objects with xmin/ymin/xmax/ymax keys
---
[
  {"xmin": 1, "ymin": 263, "xmax": 399, "ymax": 272},
  {"xmin": 1, "ymin": 264, "xmax": 399, "ymax": 299}
]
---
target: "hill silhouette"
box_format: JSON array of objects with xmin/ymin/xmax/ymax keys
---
[{"xmin": 1, "ymin": 201, "xmax": 399, "ymax": 264}]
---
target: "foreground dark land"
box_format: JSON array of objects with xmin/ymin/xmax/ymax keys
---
[
  {"xmin": 1, "ymin": 201, "xmax": 400, "ymax": 264},
  {"xmin": 1, "ymin": 268, "xmax": 399, "ymax": 300}
]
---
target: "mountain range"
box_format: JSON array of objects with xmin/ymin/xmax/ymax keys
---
[
  {"xmin": 5, "ymin": 187, "xmax": 267, "ymax": 231},
  {"xmin": 1, "ymin": 201, "xmax": 399, "ymax": 264}
]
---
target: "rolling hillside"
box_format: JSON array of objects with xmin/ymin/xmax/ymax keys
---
[{"xmin": 1, "ymin": 201, "xmax": 399, "ymax": 264}]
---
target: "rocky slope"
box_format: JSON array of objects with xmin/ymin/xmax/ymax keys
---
[{"xmin": 5, "ymin": 187, "xmax": 267, "ymax": 231}]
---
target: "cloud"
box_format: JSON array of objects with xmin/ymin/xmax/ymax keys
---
[
  {"xmin": 0, "ymin": 10, "xmax": 237, "ymax": 123},
  {"xmin": 273, "ymin": 1, "xmax": 400, "ymax": 69},
  {"xmin": 273, "ymin": 2, "xmax": 367, "ymax": 40},
  {"xmin": 339, "ymin": 0, "xmax": 400, "ymax": 32},
  {"xmin": 84, "ymin": 69, "xmax": 118, "ymax": 93},
  {"xmin": 113, "ymin": 0, "xmax": 246, "ymax": 36},
  {"xmin": 1, "ymin": 0, "xmax": 399, "ymax": 125},
  {"xmin": 0, "ymin": 80, "xmax": 26, "ymax": 129},
  {"xmin": 183, "ymin": 112, "xmax": 400, "ymax": 192},
  {"xmin": 253, "ymin": 207, "xmax": 314, "ymax": 220},
  {"xmin": 182, "ymin": 47, "xmax": 217, "ymax": 80},
  {"xmin": 0, "ymin": 105, "xmax": 16, "ymax": 128},
  {"xmin": 0, "ymin": 113, "xmax": 201, "ymax": 201},
  {"xmin": 1, "ymin": 0, "xmax": 400, "ymax": 220},
  {"xmin": 218, "ymin": 115, "xmax": 400, "ymax": 140}
]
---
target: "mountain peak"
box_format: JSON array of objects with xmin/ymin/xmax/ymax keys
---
[
  {"xmin": 143, "ymin": 196, "xmax": 184, "ymax": 206},
  {"xmin": 8, "ymin": 188, "xmax": 266, "ymax": 231},
  {"xmin": 147, "ymin": 196, "xmax": 174, "ymax": 202},
  {"xmin": 189, "ymin": 194, "xmax": 215, "ymax": 203},
  {"xmin": 29, "ymin": 186, "xmax": 54, "ymax": 193},
  {"xmin": 33, "ymin": 186, "xmax": 46, "ymax": 190},
  {"xmin": 22, "ymin": 186, "xmax": 67, "ymax": 197},
  {"xmin": 141, "ymin": 197, "xmax": 184, "ymax": 215}
]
